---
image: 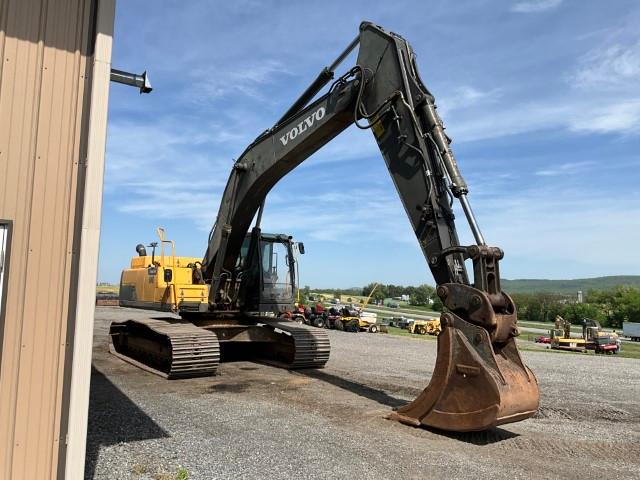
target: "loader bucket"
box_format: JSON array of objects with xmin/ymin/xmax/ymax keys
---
[{"xmin": 389, "ymin": 312, "xmax": 539, "ymax": 432}]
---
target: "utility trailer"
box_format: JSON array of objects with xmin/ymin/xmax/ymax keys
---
[
  {"xmin": 623, "ymin": 322, "xmax": 640, "ymax": 341},
  {"xmin": 550, "ymin": 336, "xmax": 587, "ymax": 352}
]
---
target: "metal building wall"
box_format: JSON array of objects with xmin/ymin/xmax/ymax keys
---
[
  {"xmin": 65, "ymin": 0, "xmax": 115, "ymax": 477},
  {"xmin": 0, "ymin": 0, "xmax": 111, "ymax": 478}
]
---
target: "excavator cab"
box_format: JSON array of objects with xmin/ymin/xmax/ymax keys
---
[{"xmin": 238, "ymin": 232, "xmax": 300, "ymax": 314}]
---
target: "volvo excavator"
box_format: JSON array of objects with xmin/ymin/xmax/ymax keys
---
[{"xmin": 110, "ymin": 21, "xmax": 539, "ymax": 432}]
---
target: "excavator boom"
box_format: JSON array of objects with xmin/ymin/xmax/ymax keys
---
[{"xmin": 202, "ymin": 23, "xmax": 480, "ymax": 300}]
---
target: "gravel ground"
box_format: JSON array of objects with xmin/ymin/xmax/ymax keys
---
[{"xmin": 86, "ymin": 307, "xmax": 640, "ymax": 480}]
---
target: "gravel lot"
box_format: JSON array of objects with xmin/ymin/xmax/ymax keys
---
[{"xmin": 86, "ymin": 307, "xmax": 640, "ymax": 480}]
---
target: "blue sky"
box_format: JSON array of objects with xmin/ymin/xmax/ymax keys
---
[{"xmin": 99, "ymin": 0, "xmax": 640, "ymax": 288}]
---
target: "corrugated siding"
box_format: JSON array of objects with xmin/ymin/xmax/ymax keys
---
[
  {"xmin": 0, "ymin": 1, "xmax": 95, "ymax": 479},
  {"xmin": 64, "ymin": 1, "xmax": 115, "ymax": 477}
]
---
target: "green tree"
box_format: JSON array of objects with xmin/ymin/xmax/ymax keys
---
[
  {"xmin": 431, "ymin": 295, "xmax": 444, "ymax": 312},
  {"xmin": 610, "ymin": 287, "xmax": 640, "ymax": 328},
  {"xmin": 511, "ymin": 293, "xmax": 532, "ymax": 320},
  {"xmin": 510, "ymin": 292, "xmax": 565, "ymax": 323},
  {"xmin": 586, "ymin": 287, "xmax": 640, "ymax": 328},
  {"xmin": 361, "ymin": 282, "xmax": 386, "ymax": 303},
  {"xmin": 362, "ymin": 282, "xmax": 378, "ymax": 297},
  {"xmin": 387, "ymin": 284, "xmax": 403, "ymax": 298},
  {"xmin": 526, "ymin": 298, "xmax": 544, "ymax": 322},
  {"xmin": 561, "ymin": 302, "xmax": 604, "ymax": 325},
  {"xmin": 410, "ymin": 284, "xmax": 435, "ymax": 306}
]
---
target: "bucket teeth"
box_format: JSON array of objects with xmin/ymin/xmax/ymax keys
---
[{"xmin": 389, "ymin": 313, "xmax": 539, "ymax": 432}]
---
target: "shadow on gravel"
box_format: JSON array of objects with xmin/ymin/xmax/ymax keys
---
[
  {"xmin": 299, "ymin": 369, "xmax": 406, "ymax": 408},
  {"xmin": 429, "ymin": 426, "xmax": 519, "ymax": 445},
  {"xmin": 84, "ymin": 366, "xmax": 169, "ymax": 480},
  {"xmin": 295, "ymin": 371, "xmax": 522, "ymax": 444}
]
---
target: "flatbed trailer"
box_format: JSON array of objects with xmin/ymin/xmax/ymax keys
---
[{"xmin": 550, "ymin": 337, "xmax": 587, "ymax": 352}]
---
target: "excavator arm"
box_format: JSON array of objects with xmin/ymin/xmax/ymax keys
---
[{"xmin": 201, "ymin": 22, "xmax": 539, "ymax": 431}]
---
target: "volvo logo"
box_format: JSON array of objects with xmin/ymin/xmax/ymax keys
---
[{"xmin": 279, "ymin": 107, "xmax": 326, "ymax": 146}]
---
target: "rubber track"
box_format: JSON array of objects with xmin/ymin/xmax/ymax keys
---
[
  {"xmin": 267, "ymin": 321, "xmax": 331, "ymax": 368},
  {"xmin": 110, "ymin": 318, "xmax": 220, "ymax": 379}
]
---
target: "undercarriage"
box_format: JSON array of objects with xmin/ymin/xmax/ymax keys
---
[{"xmin": 109, "ymin": 315, "xmax": 330, "ymax": 378}]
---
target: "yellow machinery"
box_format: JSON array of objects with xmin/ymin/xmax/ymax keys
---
[
  {"xmin": 340, "ymin": 313, "xmax": 383, "ymax": 333},
  {"xmin": 408, "ymin": 318, "xmax": 441, "ymax": 336},
  {"xmin": 550, "ymin": 316, "xmax": 587, "ymax": 351},
  {"xmin": 358, "ymin": 312, "xmax": 382, "ymax": 333},
  {"xmin": 330, "ymin": 311, "xmax": 380, "ymax": 333},
  {"xmin": 328, "ymin": 284, "xmax": 383, "ymax": 333},
  {"xmin": 548, "ymin": 316, "xmax": 619, "ymax": 354},
  {"xmin": 582, "ymin": 318, "xmax": 619, "ymax": 354},
  {"xmin": 113, "ymin": 228, "xmax": 329, "ymax": 378},
  {"xmin": 119, "ymin": 228, "xmax": 208, "ymax": 311},
  {"xmin": 358, "ymin": 284, "xmax": 383, "ymax": 332}
]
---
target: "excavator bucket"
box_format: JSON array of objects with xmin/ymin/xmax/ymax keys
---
[{"xmin": 390, "ymin": 312, "xmax": 539, "ymax": 432}]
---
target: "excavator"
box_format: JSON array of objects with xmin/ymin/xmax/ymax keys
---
[{"xmin": 110, "ymin": 21, "xmax": 539, "ymax": 432}]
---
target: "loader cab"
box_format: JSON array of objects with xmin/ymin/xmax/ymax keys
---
[{"xmin": 239, "ymin": 232, "xmax": 301, "ymax": 314}]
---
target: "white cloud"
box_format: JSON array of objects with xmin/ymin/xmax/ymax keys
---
[
  {"xmin": 568, "ymin": 99, "xmax": 640, "ymax": 134},
  {"xmin": 189, "ymin": 60, "xmax": 290, "ymax": 101},
  {"xmin": 105, "ymin": 120, "xmax": 225, "ymax": 181},
  {"xmin": 259, "ymin": 186, "xmax": 416, "ymax": 245},
  {"xmin": 298, "ymin": 127, "xmax": 379, "ymax": 169},
  {"xmin": 564, "ymin": 39, "xmax": 640, "ymax": 134},
  {"xmin": 429, "ymin": 9, "xmax": 640, "ymax": 142},
  {"xmin": 535, "ymin": 161, "xmax": 595, "ymax": 177},
  {"xmin": 437, "ymin": 85, "xmax": 502, "ymax": 118},
  {"xmin": 572, "ymin": 41, "xmax": 640, "ymax": 90},
  {"xmin": 118, "ymin": 188, "xmax": 220, "ymax": 232},
  {"xmin": 442, "ymin": 86, "xmax": 640, "ymax": 142},
  {"xmin": 442, "ymin": 100, "xmax": 559, "ymax": 141},
  {"xmin": 104, "ymin": 117, "xmax": 236, "ymax": 233},
  {"xmin": 511, "ymin": 0, "xmax": 563, "ymax": 13},
  {"xmin": 448, "ymin": 185, "xmax": 640, "ymax": 279}
]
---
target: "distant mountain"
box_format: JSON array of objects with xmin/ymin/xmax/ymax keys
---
[{"xmin": 501, "ymin": 276, "xmax": 640, "ymax": 295}]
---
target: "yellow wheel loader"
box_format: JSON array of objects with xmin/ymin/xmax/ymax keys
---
[{"xmin": 408, "ymin": 318, "xmax": 441, "ymax": 336}]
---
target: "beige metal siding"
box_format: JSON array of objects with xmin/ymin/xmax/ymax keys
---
[
  {"xmin": 0, "ymin": 1, "xmax": 97, "ymax": 478},
  {"xmin": 65, "ymin": 1, "xmax": 115, "ymax": 478}
]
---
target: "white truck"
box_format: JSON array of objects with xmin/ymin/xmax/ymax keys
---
[{"xmin": 623, "ymin": 322, "xmax": 640, "ymax": 341}]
